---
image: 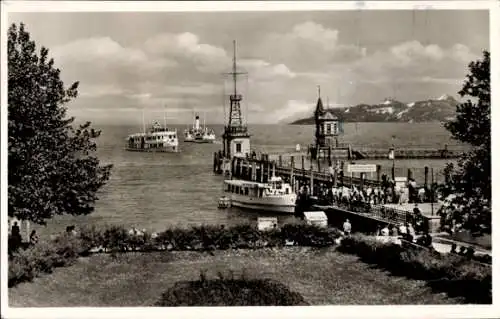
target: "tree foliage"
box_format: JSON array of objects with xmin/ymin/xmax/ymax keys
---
[
  {"xmin": 442, "ymin": 50, "xmax": 490, "ymax": 233},
  {"xmin": 8, "ymin": 23, "xmax": 112, "ymax": 225}
]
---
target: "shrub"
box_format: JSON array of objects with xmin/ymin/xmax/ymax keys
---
[
  {"xmin": 8, "ymin": 235, "xmax": 84, "ymax": 287},
  {"xmin": 78, "ymin": 225, "xmax": 104, "ymax": 254},
  {"xmin": 155, "ymin": 271, "xmax": 308, "ymax": 306},
  {"xmin": 8, "ymin": 222, "xmax": 343, "ymax": 288},
  {"xmin": 337, "ymin": 234, "xmax": 492, "ymax": 303}
]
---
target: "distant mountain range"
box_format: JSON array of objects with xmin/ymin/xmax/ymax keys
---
[{"xmin": 290, "ymin": 94, "xmax": 459, "ymax": 124}]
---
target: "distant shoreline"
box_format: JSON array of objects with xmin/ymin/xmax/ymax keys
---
[{"xmin": 289, "ymin": 119, "xmax": 447, "ymax": 125}]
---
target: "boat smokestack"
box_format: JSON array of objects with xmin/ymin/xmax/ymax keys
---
[{"xmin": 195, "ymin": 115, "xmax": 200, "ymax": 130}]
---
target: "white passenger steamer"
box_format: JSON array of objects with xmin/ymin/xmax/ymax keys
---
[
  {"xmin": 126, "ymin": 106, "xmax": 179, "ymax": 152},
  {"xmin": 223, "ymin": 176, "xmax": 297, "ymax": 214},
  {"xmin": 184, "ymin": 113, "xmax": 216, "ymax": 143}
]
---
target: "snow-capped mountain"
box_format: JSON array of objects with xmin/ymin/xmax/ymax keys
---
[
  {"xmin": 436, "ymin": 94, "xmax": 457, "ymax": 102},
  {"xmin": 291, "ymin": 95, "xmax": 458, "ymax": 124}
]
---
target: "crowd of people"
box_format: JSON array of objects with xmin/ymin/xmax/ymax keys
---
[
  {"xmin": 339, "ymin": 217, "xmax": 433, "ymax": 248},
  {"xmin": 294, "ymin": 173, "xmax": 437, "ymax": 247}
]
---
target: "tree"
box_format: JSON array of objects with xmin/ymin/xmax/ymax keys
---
[
  {"xmin": 8, "ymin": 23, "xmax": 112, "ymax": 225},
  {"xmin": 442, "ymin": 50, "xmax": 490, "ymax": 233}
]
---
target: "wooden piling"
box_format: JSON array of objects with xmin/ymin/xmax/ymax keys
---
[
  {"xmin": 309, "ymin": 161, "xmax": 314, "ymax": 196},
  {"xmin": 245, "ymin": 160, "xmax": 249, "ymax": 180},
  {"xmin": 258, "ymin": 162, "xmax": 263, "ymax": 182},
  {"xmin": 213, "ymin": 152, "xmax": 217, "ymax": 173},
  {"xmin": 238, "ymin": 158, "xmax": 242, "ymax": 177},
  {"xmin": 376, "ymin": 165, "xmax": 381, "ymax": 183},
  {"xmin": 407, "ymin": 168, "xmax": 413, "ymax": 181},
  {"xmin": 230, "ymin": 157, "xmax": 235, "ymax": 177},
  {"xmin": 251, "ymin": 161, "xmax": 256, "ymax": 181},
  {"xmin": 424, "ymin": 166, "xmax": 429, "ymax": 188},
  {"xmin": 267, "ymin": 161, "xmax": 272, "ymax": 180},
  {"xmin": 317, "ymin": 151, "xmax": 321, "ymax": 173},
  {"xmin": 278, "ymin": 155, "xmax": 282, "ymax": 167}
]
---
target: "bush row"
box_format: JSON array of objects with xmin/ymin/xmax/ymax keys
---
[
  {"xmin": 9, "ymin": 223, "xmax": 342, "ymax": 288},
  {"xmin": 337, "ymin": 234, "xmax": 492, "ymax": 304},
  {"xmin": 79, "ymin": 223, "xmax": 342, "ymax": 252},
  {"xmin": 8, "ymin": 234, "xmax": 86, "ymax": 288}
]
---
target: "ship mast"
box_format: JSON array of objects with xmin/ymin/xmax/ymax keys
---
[
  {"xmin": 142, "ymin": 107, "xmax": 146, "ymax": 134},
  {"xmin": 163, "ymin": 103, "xmax": 167, "ymax": 129},
  {"xmin": 226, "ymin": 40, "xmax": 247, "ymax": 128}
]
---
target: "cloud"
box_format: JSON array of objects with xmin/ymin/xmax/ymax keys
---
[
  {"xmin": 144, "ymin": 32, "xmax": 229, "ymax": 72},
  {"xmin": 52, "ymin": 37, "xmax": 177, "ymax": 80},
  {"xmin": 348, "ymin": 40, "xmax": 479, "ymax": 88},
  {"xmin": 389, "ymin": 40, "xmax": 445, "ymax": 64},
  {"xmin": 240, "ymin": 59, "xmax": 296, "ymax": 80},
  {"xmin": 264, "ymin": 100, "xmax": 313, "ymax": 124},
  {"xmin": 255, "ymin": 21, "xmax": 366, "ymax": 70},
  {"xmin": 51, "ymin": 30, "xmax": 298, "ymax": 122},
  {"xmin": 53, "ymin": 20, "xmax": 483, "ymax": 125},
  {"xmin": 292, "ymin": 21, "xmax": 340, "ymax": 51}
]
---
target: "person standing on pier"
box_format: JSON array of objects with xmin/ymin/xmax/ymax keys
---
[
  {"xmin": 381, "ymin": 224, "xmax": 390, "ymax": 236},
  {"xmin": 328, "ymin": 164, "xmax": 334, "ymax": 182}
]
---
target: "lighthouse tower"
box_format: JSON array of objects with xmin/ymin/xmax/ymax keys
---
[
  {"xmin": 222, "ymin": 40, "xmax": 251, "ymax": 159},
  {"xmin": 314, "ymin": 86, "xmax": 341, "ymax": 149}
]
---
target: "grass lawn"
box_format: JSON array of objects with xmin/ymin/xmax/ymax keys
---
[{"xmin": 9, "ymin": 247, "xmax": 462, "ymax": 306}]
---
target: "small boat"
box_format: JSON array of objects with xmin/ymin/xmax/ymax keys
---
[
  {"xmin": 223, "ymin": 176, "xmax": 297, "ymax": 213},
  {"xmin": 218, "ymin": 196, "xmax": 231, "ymax": 209},
  {"xmin": 184, "ymin": 113, "xmax": 216, "ymax": 143}
]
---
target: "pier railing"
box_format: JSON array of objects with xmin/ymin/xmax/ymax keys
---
[
  {"xmin": 316, "ymin": 201, "xmax": 412, "ymax": 226},
  {"xmin": 213, "ymin": 151, "xmax": 448, "ymax": 189}
]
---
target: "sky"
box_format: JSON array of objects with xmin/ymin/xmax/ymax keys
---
[{"xmin": 8, "ymin": 10, "xmax": 490, "ymax": 125}]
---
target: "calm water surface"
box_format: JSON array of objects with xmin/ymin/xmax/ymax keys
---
[{"xmin": 37, "ymin": 123, "xmax": 461, "ymax": 235}]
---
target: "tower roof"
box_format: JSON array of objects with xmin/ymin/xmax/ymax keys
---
[
  {"xmin": 318, "ymin": 110, "xmax": 339, "ymax": 121},
  {"xmin": 316, "ymin": 97, "xmax": 324, "ymax": 114}
]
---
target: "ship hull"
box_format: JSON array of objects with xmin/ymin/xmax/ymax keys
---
[
  {"xmin": 184, "ymin": 138, "xmax": 215, "ymax": 143},
  {"xmin": 125, "ymin": 146, "xmax": 179, "ymax": 153},
  {"xmin": 229, "ymin": 194, "xmax": 297, "ymax": 214}
]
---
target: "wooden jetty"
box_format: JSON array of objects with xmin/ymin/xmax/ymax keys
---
[
  {"xmin": 308, "ymin": 144, "xmax": 463, "ymax": 161},
  {"xmin": 350, "ymin": 146, "xmax": 462, "ymax": 160},
  {"xmin": 214, "ymin": 152, "xmax": 443, "ymax": 192}
]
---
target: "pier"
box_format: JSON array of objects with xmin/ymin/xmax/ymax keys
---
[
  {"xmin": 310, "ymin": 144, "xmax": 463, "ymax": 160},
  {"xmin": 214, "ymin": 43, "xmax": 447, "ymax": 234},
  {"xmin": 214, "ymin": 152, "xmax": 444, "ymax": 191},
  {"xmin": 213, "ymin": 152, "xmax": 444, "ymax": 232}
]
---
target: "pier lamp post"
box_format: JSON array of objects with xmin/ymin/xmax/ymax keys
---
[
  {"xmin": 389, "ymin": 135, "xmax": 396, "ymax": 181},
  {"xmin": 388, "ymin": 147, "xmax": 395, "ymax": 181}
]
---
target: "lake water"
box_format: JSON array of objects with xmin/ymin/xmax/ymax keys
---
[{"xmin": 34, "ymin": 122, "xmax": 462, "ymax": 236}]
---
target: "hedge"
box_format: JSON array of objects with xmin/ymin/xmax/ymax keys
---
[
  {"xmin": 337, "ymin": 234, "xmax": 492, "ymax": 303},
  {"xmin": 156, "ymin": 270, "xmax": 308, "ymax": 306},
  {"xmin": 8, "ymin": 233, "xmax": 86, "ymax": 288},
  {"xmin": 8, "ymin": 223, "xmax": 342, "ymax": 288}
]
